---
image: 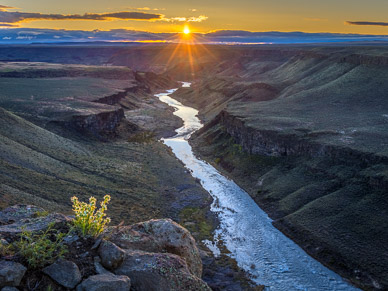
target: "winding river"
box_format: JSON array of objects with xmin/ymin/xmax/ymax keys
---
[{"xmin": 156, "ymin": 83, "xmax": 359, "ymax": 291}]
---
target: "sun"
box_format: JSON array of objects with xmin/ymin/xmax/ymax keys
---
[{"xmin": 183, "ymin": 26, "xmax": 191, "ymax": 35}]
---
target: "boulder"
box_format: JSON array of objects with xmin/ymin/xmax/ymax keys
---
[
  {"xmin": 115, "ymin": 250, "xmax": 210, "ymax": 291},
  {"xmin": 76, "ymin": 274, "xmax": 131, "ymax": 291},
  {"xmin": 0, "ymin": 261, "xmax": 26, "ymax": 287},
  {"xmin": 98, "ymin": 240, "xmax": 125, "ymax": 270},
  {"xmin": 43, "ymin": 260, "xmax": 82, "ymax": 289},
  {"xmin": 0, "ymin": 205, "xmax": 45, "ymax": 225},
  {"xmin": 93, "ymin": 257, "xmax": 113, "ymax": 275},
  {"xmin": 63, "ymin": 234, "xmax": 80, "ymax": 245},
  {"xmin": 109, "ymin": 219, "xmax": 202, "ymax": 277},
  {"xmin": 0, "ymin": 213, "xmax": 70, "ymax": 235}
]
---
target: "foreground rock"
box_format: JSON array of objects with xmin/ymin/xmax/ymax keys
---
[
  {"xmin": 93, "ymin": 257, "xmax": 112, "ymax": 275},
  {"xmin": 43, "ymin": 260, "xmax": 82, "ymax": 288},
  {"xmin": 0, "ymin": 260, "xmax": 27, "ymax": 287},
  {"xmin": 98, "ymin": 240, "xmax": 125, "ymax": 270},
  {"xmin": 0, "ymin": 205, "xmax": 45, "ymax": 225},
  {"xmin": 0, "ymin": 212, "xmax": 71, "ymax": 235},
  {"xmin": 109, "ymin": 218, "xmax": 202, "ymax": 277},
  {"xmin": 77, "ymin": 274, "xmax": 131, "ymax": 291},
  {"xmin": 0, "ymin": 205, "xmax": 211, "ymax": 290},
  {"xmin": 115, "ymin": 250, "xmax": 210, "ymax": 291}
]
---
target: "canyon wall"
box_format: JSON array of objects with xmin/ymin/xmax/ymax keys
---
[{"xmin": 185, "ymin": 46, "xmax": 388, "ymax": 290}]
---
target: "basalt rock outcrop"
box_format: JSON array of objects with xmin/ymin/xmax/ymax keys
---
[
  {"xmin": 68, "ymin": 107, "xmax": 126, "ymax": 137},
  {"xmin": 108, "ymin": 218, "xmax": 203, "ymax": 278},
  {"xmin": 0, "ymin": 205, "xmax": 210, "ymax": 291},
  {"xmin": 213, "ymin": 110, "xmax": 388, "ymax": 165}
]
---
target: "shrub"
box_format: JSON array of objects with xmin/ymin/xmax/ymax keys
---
[
  {"xmin": 71, "ymin": 195, "xmax": 111, "ymax": 237},
  {"xmin": 0, "ymin": 240, "xmax": 14, "ymax": 257},
  {"xmin": 14, "ymin": 222, "xmax": 68, "ymax": 268}
]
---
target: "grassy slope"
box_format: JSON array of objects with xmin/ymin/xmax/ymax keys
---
[
  {"xmin": 0, "ymin": 107, "xmax": 213, "ymax": 224},
  {"xmin": 0, "ymin": 62, "xmax": 210, "ymax": 223},
  {"xmin": 233, "ymin": 59, "xmax": 388, "ymax": 156}
]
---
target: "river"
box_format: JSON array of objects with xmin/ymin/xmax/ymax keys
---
[{"xmin": 156, "ymin": 83, "xmax": 359, "ymax": 291}]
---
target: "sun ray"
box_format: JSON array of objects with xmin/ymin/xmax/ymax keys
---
[{"xmin": 149, "ymin": 24, "xmax": 219, "ymax": 78}]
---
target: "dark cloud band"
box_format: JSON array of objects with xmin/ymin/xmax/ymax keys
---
[
  {"xmin": 0, "ymin": 5, "xmax": 15, "ymax": 11},
  {"xmin": 346, "ymin": 21, "xmax": 388, "ymax": 27},
  {"xmin": 0, "ymin": 11, "xmax": 162, "ymax": 23},
  {"xmin": 0, "ymin": 23, "xmax": 18, "ymax": 27}
]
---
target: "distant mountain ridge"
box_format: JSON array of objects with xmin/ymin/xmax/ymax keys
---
[{"xmin": 1, "ymin": 28, "xmax": 388, "ymax": 44}]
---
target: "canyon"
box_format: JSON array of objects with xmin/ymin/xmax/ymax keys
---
[{"xmin": 0, "ymin": 43, "xmax": 387, "ymax": 290}]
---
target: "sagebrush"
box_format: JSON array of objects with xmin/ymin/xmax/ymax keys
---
[{"xmin": 14, "ymin": 222, "xmax": 68, "ymax": 268}]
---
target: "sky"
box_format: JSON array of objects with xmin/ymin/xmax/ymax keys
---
[{"xmin": 1, "ymin": 0, "xmax": 388, "ymax": 43}]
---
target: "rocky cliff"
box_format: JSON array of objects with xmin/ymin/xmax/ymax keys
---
[
  {"xmin": 68, "ymin": 107, "xmax": 126, "ymax": 137},
  {"xmin": 215, "ymin": 110, "xmax": 388, "ymax": 166}
]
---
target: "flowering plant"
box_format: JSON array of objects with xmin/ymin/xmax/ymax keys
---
[{"xmin": 70, "ymin": 195, "xmax": 111, "ymax": 237}]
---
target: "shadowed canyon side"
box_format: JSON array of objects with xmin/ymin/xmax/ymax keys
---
[{"xmin": 166, "ymin": 46, "xmax": 388, "ymax": 290}]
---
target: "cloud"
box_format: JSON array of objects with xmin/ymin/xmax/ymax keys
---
[
  {"xmin": 0, "ymin": 10, "xmax": 163, "ymax": 24},
  {"xmin": 164, "ymin": 17, "xmax": 187, "ymax": 22},
  {"xmin": 188, "ymin": 15, "xmax": 207, "ymax": 22},
  {"xmin": 0, "ymin": 23, "xmax": 18, "ymax": 27},
  {"xmin": 0, "ymin": 5, "xmax": 16, "ymax": 11},
  {"xmin": 163, "ymin": 15, "xmax": 208, "ymax": 22},
  {"xmin": 135, "ymin": 7, "xmax": 151, "ymax": 11},
  {"xmin": 127, "ymin": 7, "xmax": 165, "ymax": 11},
  {"xmin": 346, "ymin": 21, "xmax": 388, "ymax": 27},
  {"xmin": 0, "ymin": 6, "xmax": 205, "ymax": 25}
]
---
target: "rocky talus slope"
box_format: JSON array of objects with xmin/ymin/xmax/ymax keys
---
[{"xmin": 0, "ymin": 205, "xmax": 211, "ymax": 291}]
